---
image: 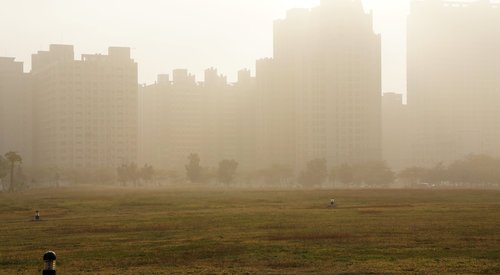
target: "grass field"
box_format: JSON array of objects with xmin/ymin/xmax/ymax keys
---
[{"xmin": 0, "ymin": 187, "xmax": 499, "ymax": 274}]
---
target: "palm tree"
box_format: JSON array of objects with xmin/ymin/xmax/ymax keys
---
[
  {"xmin": 0, "ymin": 156, "xmax": 9, "ymax": 191},
  {"xmin": 5, "ymin": 151, "xmax": 22, "ymax": 192}
]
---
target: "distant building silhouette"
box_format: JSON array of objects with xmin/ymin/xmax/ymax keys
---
[
  {"xmin": 31, "ymin": 45, "xmax": 138, "ymax": 170},
  {"xmin": 3, "ymin": 0, "xmax": 500, "ymax": 177},
  {"xmin": 257, "ymin": 0, "xmax": 382, "ymax": 170},
  {"xmin": 382, "ymin": 93, "xmax": 410, "ymax": 171},
  {"xmin": 140, "ymin": 70, "xmax": 203, "ymax": 171},
  {"xmin": 407, "ymin": 0, "xmax": 500, "ymax": 167},
  {"xmin": 139, "ymin": 68, "xmax": 256, "ymax": 171},
  {"xmin": 0, "ymin": 57, "xmax": 33, "ymax": 166}
]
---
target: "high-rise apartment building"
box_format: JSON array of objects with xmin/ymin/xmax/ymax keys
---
[
  {"xmin": 408, "ymin": 0, "xmax": 500, "ymax": 166},
  {"xmin": 31, "ymin": 45, "xmax": 138, "ymax": 170},
  {"xmin": 203, "ymin": 68, "xmax": 257, "ymax": 170},
  {"xmin": 257, "ymin": 0, "xmax": 382, "ymax": 170},
  {"xmin": 139, "ymin": 70, "xmax": 204, "ymax": 171},
  {"xmin": 0, "ymin": 57, "xmax": 33, "ymax": 166},
  {"xmin": 139, "ymin": 68, "xmax": 256, "ymax": 172}
]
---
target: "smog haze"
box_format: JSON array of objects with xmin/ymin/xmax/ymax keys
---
[{"xmin": 1, "ymin": 0, "xmax": 409, "ymax": 93}]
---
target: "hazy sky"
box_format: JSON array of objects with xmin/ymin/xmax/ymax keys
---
[{"xmin": 1, "ymin": 0, "xmax": 410, "ymax": 94}]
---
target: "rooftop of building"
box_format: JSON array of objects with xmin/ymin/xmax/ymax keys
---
[{"xmin": 0, "ymin": 57, "xmax": 24, "ymax": 74}]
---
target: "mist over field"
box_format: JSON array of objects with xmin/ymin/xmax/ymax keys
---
[{"xmin": 0, "ymin": 0, "xmax": 499, "ymax": 274}]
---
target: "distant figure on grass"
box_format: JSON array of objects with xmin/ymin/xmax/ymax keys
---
[
  {"xmin": 330, "ymin": 199, "xmax": 336, "ymax": 208},
  {"xmin": 34, "ymin": 210, "xmax": 40, "ymax": 221}
]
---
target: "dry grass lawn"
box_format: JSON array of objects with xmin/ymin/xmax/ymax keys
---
[{"xmin": 0, "ymin": 187, "xmax": 498, "ymax": 274}]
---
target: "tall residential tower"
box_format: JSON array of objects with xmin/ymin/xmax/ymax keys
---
[
  {"xmin": 139, "ymin": 69, "xmax": 256, "ymax": 172},
  {"xmin": 0, "ymin": 58, "xmax": 33, "ymax": 166},
  {"xmin": 31, "ymin": 45, "xmax": 138, "ymax": 170},
  {"xmin": 257, "ymin": 0, "xmax": 382, "ymax": 170},
  {"xmin": 408, "ymin": 0, "xmax": 500, "ymax": 166}
]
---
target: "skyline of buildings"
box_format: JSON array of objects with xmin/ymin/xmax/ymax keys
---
[{"xmin": 1, "ymin": 0, "xmax": 499, "ymax": 178}]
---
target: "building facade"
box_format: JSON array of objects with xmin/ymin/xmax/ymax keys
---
[
  {"xmin": 407, "ymin": 0, "xmax": 500, "ymax": 167},
  {"xmin": 31, "ymin": 45, "xmax": 138, "ymax": 170},
  {"xmin": 0, "ymin": 57, "xmax": 33, "ymax": 167},
  {"xmin": 139, "ymin": 68, "xmax": 256, "ymax": 172},
  {"xmin": 257, "ymin": 0, "xmax": 382, "ymax": 171},
  {"xmin": 139, "ymin": 70, "xmax": 205, "ymax": 171},
  {"xmin": 382, "ymin": 93, "xmax": 411, "ymax": 171}
]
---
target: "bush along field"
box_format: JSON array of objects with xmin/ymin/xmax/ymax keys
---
[{"xmin": 0, "ymin": 187, "xmax": 499, "ymax": 274}]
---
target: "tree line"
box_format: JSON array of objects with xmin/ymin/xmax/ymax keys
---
[
  {"xmin": 182, "ymin": 154, "xmax": 395, "ymax": 187},
  {"xmin": 399, "ymin": 155, "xmax": 500, "ymax": 187},
  {"xmin": 181, "ymin": 154, "xmax": 500, "ymax": 188},
  {"xmin": 2, "ymin": 152, "xmax": 500, "ymax": 191}
]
